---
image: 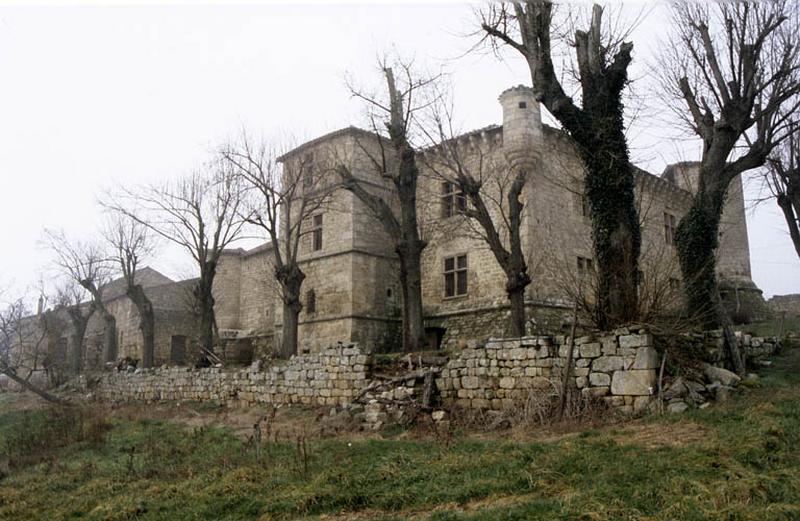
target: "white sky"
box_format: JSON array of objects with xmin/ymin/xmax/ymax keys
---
[{"xmin": 0, "ymin": 1, "xmax": 797, "ymax": 300}]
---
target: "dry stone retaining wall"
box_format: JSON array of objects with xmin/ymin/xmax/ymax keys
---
[
  {"xmin": 84, "ymin": 329, "xmax": 781, "ymax": 416},
  {"xmin": 437, "ymin": 328, "xmax": 661, "ymax": 414},
  {"xmin": 92, "ymin": 345, "xmax": 368, "ymax": 407}
]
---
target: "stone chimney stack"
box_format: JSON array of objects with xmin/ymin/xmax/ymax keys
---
[{"xmin": 499, "ymin": 85, "xmax": 542, "ymax": 173}]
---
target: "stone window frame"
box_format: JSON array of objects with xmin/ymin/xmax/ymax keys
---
[
  {"xmin": 664, "ymin": 212, "xmax": 677, "ymax": 245},
  {"xmin": 305, "ymin": 289, "xmax": 317, "ymax": 314},
  {"xmin": 576, "ymin": 256, "xmax": 593, "ymax": 275},
  {"xmin": 311, "ymin": 214, "xmax": 323, "ymax": 251},
  {"xmin": 443, "ymin": 253, "xmax": 468, "ymax": 298},
  {"xmin": 441, "ymin": 181, "xmax": 467, "ymax": 219}
]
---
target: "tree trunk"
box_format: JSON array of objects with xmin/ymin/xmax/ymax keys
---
[
  {"xmin": 777, "ymin": 193, "xmax": 800, "ymax": 260},
  {"xmin": 277, "ymin": 264, "xmax": 305, "ymax": 358},
  {"xmin": 65, "ymin": 306, "xmax": 91, "ymax": 374},
  {"xmin": 579, "ymin": 92, "xmax": 640, "ymax": 330},
  {"xmin": 127, "ymin": 284, "xmax": 155, "ymax": 368},
  {"xmin": 0, "ymin": 362, "xmax": 70, "ymax": 405},
  {"xmin": 195, "ymin": 261, "xmax": 218, "ymax": 353},
  {"xmin": 79, "ymin": 281, "xmax": 118, "ymax": 363},
  {"xmin": 101, "ymin": 311, "xmax": 118, "ymax": 363},
  {"xmin": 675, "ymin": 191, "xmax": 725, "ymax": 329},
  {"xmin": 507, "ymin": 285, "xmax": 527, "ymax": 337},
  {"xmin": 398, "ymin": 243, "xmax": 426, "ymax": 353}
]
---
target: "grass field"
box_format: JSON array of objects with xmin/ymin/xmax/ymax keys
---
[{"xmin": 1, "ymin": 346, "xmax": 800, "ymax": 520}]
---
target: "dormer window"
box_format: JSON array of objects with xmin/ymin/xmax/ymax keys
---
[{"xmin": 518, "ymin": 101, "xmax": 527, "ymax": 109}]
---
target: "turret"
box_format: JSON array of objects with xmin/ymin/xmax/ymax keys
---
[{"xmin": 499, "ymin": 85, "xmax": 542, "ymax": 172}]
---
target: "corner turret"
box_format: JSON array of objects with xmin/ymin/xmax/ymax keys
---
[{"xmin": 499, "ymin": 85, "xmax": 542, "ymax": 173}]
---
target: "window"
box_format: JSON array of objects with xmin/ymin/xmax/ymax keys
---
[
  {"xmin": 302, "ymin": 154, "xmax": 314, "ymax": 192},
  {"xmin": 577, "ymin": 256, "xmax": 593, "ymax": 275},
  {"xmin": 664, "ymin": 212, "xmax": 677, "ymax": 245},
  {"xmin": 518, "ymin": 101, "xmax": 527, "ymax": 109},
  {"xmin": 668, "ymin": 278, "xmax": 681, "ymax": 290},
  {"xmin": 444, "ymin": 254, "xmax": 468, "ymax": 297},
  {"xmin": 306, "ymin": 290, "xmax": 316, "ymax": 314},
  {"xmin": 311, "ymin": 214, "xmax": 323, "ymax": 251},
  {"xmin": 441, "ymin": 181, "xmax": 467, "ymax": 218}
]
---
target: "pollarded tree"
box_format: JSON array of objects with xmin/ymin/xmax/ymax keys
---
[
  {"xmin": 480, "ymin": 1, "xmax": 641, "ymax": 329},
  {"xmin": 53, "ymin": 280, "xmax": 94, "ymax": 374},
  {"xmin": 660, "ymin": 0, "xmax": 800, "ymax": 339},
  {"xmin": 43, "ymin": 229, "xmax": 117, "ymax": 366},
  {"xmin": 422, "ymin": 94, "xmax": 532, "ymax": 337},
  {"xmin": 220, "ymin": 136, "xmax": 329, "ymax": 358},
  {"xmin": 103, "ymin": 213, "xmax": 157, "ymax": 367},
  {"xmin": 336, "ymin": 62, "xmax": 436, "ymax": 352},
  {"xmin": 105, "ymin": 162, "xmax": 250, "ymax": 354}
]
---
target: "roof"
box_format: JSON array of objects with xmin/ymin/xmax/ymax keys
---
[{"xmin": 277, "ymin": 126, "xmax": 383, "ymax": 162}]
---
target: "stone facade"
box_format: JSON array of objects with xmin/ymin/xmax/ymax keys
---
[{"xmin": 212, "ymin": 86, "xmax": 760, "ymax": 354}]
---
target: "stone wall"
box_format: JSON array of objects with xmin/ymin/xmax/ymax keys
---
[
  {"xmin": 92, "ymin": 345, "xmax": 369, "ymax": 406},
  {"xmin": 437, "ymin": 328, "xmax": 661, "ymax": 414},
  {"xmin": 769, "ymin": 294, "xmax": 800, "ymax": 317},
  {"xmin": 82, "ymin": 329, "xmax": 782, "ymax": 417}
]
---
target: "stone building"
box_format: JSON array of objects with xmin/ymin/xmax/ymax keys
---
[
  {"xmin": 3, "ymin": 267, "xmax": 198, "ymax": 384},
  {"xmin": 213, "ymin": 86, "xmax": 760, "ymax": 353}
]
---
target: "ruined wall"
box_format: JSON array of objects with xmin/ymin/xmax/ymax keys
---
[
  {"xmin": 92, "ymin": 345, "xmax": 369, "ymax": 406},
  {"xmin": 437, "ymin": 329, "xmax": 662, "ymax": 413}
]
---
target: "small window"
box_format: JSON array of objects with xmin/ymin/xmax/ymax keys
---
[
  {"xmin": 668, "ymin": 278, "xmax": 680, "ymax": 290},
  {"xmin": 577, "ymin": 256, "xmax": 593, "ymax": 275},
  {"xmin": 311, "ymin": 214, "xmax": 323, "ymax": 251},
  {"xmin": 518, "ymin": 101, "xmax": 527, "ymax": 109},
  {"xmin": 444, "ymin": 254, "xmax": 468, "ymax": 297},
  {"xmin": 441, "ymin": 181, "xmax": 467, "ymax": 218},
  {"xmin": 664, "ymin": 212, "xmax": 677, "ymax": 245},
  {"xmin": 306, "ymin": 290, "xmax": 316, "ymax": 314},
  {"xmin": 302, "ymin": 154, "xmax": 314, "ymax": 192}
]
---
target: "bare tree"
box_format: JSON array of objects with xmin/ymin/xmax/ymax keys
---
[
  {"xmin": 479, "ymin": 1, "xmax": 642, "ymax": 329},
  {"xmin": 0, "ymin": 290, "xmax": 69, "ymax": 404},
  {"xmin": 220, "ymin": 136, "xmax": 328, "ymax": 358},
  {"xmin": 103, "ymin": 213, "xmax": 157, "ymax": 367},
  {"xmin": 660, "ymin": 0, "xmax": 800, "ymax": 345},
  {"xmin": 43, "ymin": 229, "xmax": 117, "ymax": 365},
  {"xmin": 53, "ymin": 280, "xmax": 94, "ymax": 374},
  {"xmin": 336, "ymin": 62, "xmax": 436, "ymax": 352},
  {"xmin": 105, "ymin": 162, "xmax": 249, "ymax": 354},
  {"xmin": 766, "ymin": 121, "xmax": 800, "ymax": 260},
  {"xmin": 423, "ymin": 102, "xmax": 532, "ymax": 336}
]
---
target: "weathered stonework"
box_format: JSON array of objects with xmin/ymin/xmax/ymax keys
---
[{"xmin": 91, "ymin": 345, "xmax": 369, "ymax": 407}]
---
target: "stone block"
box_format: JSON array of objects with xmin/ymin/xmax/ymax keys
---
[
  {"xmin": 499, "ymin": 376, "xmax": 515, "ymax": 389},
  {"xmin": 580, "ymin": 343, "xmax": 602, "ymax": 358},
  {"xmin": 632, "ymin": 346, "xmax": 660, "ymax": 370},
  {"xmin": 589, "ymin": 372, "xmax": 611, "ymax": 386},
  {"xmin": 610, "ymin": 370, "xmax": 656, "ymax": 396},
  {"xmin": 619, "ymin": 334, "xmax": 653, "ymax": 349},
  {"xmin": 461, "ymin": 376, "xmax": 479, "ymax": 389},
  {"xmin": 592, "ymin": 356, "xmax": 623, "ymax": 373}
]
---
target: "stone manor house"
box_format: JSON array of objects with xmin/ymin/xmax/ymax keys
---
[
  {"xmin": 211, "ymin": 85, "xmax": 759, "ymax": 357},
  {"xmin": 6, "ymin": 86, "xmax": 760, "ymax": 373}
]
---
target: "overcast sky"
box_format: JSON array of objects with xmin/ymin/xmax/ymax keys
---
[{"xmin": 0, "ymin": 1, "xmax": 798, "ymax": 302}]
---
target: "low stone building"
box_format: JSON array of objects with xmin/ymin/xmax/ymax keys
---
[
  {"xmin": 212, "ymin": 86, "xmax": 761, "ymax": 354},
  {"xmin": 4, "ymin": 268, "xmax": 197, "ymax": 385}
]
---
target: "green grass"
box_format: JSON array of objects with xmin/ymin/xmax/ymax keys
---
[{"xmin": 3, "ymin": 349, "xmax": 800, "ymax": 520}]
